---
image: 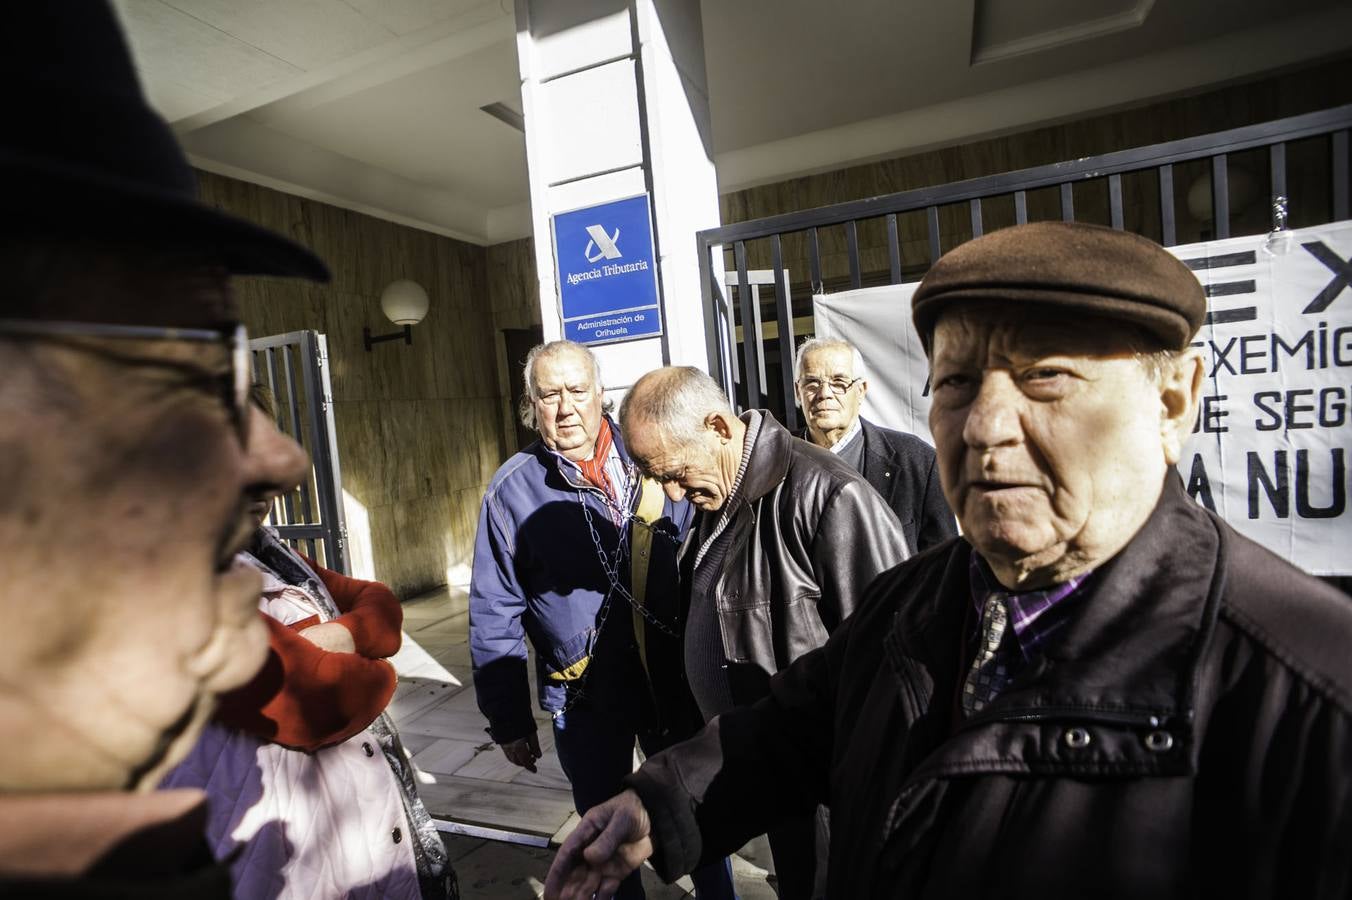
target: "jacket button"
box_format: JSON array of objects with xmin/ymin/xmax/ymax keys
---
[
  {"xmin": 1062, "ymin": 727, "xmax": 1091, "ymax": 749},
  {"xmin": 392, "ymin": 826, "xmax": 403, "ymax": 844},
  {"xmin": 1143, "ymin": 730, "xmax": 1174, "ymax": 752},
  {"xmin": 363, "ymin": 742, "xmax": 374, "ymax": 757}
]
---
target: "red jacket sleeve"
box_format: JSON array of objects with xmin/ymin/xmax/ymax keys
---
[
  {"xmin": 303, "ymin": 558, "xmax": 403, "ymax": 660},
  {"xmin": 214, "ymin": 614, "xmax": 398, "ymax": 752}
]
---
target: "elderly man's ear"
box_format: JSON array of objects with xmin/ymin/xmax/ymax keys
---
[
  {"xmin": 706, "ymin": 411, "xmax": 735, "ymax": 442},
  {"xmin": 1159, "ymin": 349, "xmax": 1206, "ymax": 466}
]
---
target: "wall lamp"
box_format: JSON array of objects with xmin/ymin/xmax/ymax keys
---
[{"xmin": 364, "ymin": 280, "xmax": 429, "ymax": 351}]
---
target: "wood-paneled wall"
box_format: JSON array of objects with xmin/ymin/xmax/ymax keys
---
[
  {"xmin": 197, "ymin": 171, "xmax": 502, "ymax": 598},
  {"xmin": 720, "ymin": 56, "xmax": 1352, "ymax": 289}
]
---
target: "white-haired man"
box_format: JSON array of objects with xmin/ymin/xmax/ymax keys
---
[
  {"xmin": 469, "ymin": 340, "xmax": 734, "ymax": 900},
  {"xmin": 794, "ymin": 338, "xmax": 956, "ymax": 552}
]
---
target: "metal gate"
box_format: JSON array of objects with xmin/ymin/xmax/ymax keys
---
[
  {"xmin": 698, "ymin": 103, "xmax": 1352, "ymax": 424},
  {"xmin": 249, "ymin": 330, "xmax": 349, "ymax": 574}
]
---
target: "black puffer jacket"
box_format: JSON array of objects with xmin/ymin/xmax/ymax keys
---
[
  {"xmin": 632, "ymin": 475, "xmax": 1352, "ymax": 898},
  {"xmin": 683, "ymin": 410, "xmax": 909, "ymax": 706}
]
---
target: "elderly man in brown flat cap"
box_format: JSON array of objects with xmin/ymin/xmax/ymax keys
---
[{"xmin": 544, "ymin": 221, "xmax": 1352, "ymax": 900}]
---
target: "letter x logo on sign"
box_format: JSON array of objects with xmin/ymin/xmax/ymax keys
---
[
  {"xmin": 585, "ymin": 225, "xmax": 622, "ymax": 263},
  {"xmin": 1302, "ymin": 241, "xmax": 1352, "ymax": 314}
]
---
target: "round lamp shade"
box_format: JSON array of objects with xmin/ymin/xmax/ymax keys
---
[{"xmin": 380, "ymin": 280, "xmax": 430, "ymax": 326}]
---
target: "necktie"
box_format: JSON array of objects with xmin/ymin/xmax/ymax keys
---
[{"xmin": 962, "ymin": 595, "xmax": 1010, "ymax": 716}]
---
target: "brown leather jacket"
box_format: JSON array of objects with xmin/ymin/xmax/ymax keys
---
[
  {"xmin": 682, "ymin": 410, "xmax": 909, "ymax": 705},
  {"xmin": 633, "ymin": 474, "xmax": 1352, "ymax": 898}
]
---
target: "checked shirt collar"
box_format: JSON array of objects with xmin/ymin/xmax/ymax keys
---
[{"xmin": 968, "ymin": 553, "xmax": 1094, "ymax": 663}]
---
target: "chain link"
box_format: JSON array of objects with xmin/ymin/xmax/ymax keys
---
[{"xmin": 551, "ymin": 470, "xmax": 682, "ymax": 719}]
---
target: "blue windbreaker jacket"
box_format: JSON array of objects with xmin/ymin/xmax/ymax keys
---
[{"xmin": 469, "ymin": 421, "xmax": 693, "ymax": 743}]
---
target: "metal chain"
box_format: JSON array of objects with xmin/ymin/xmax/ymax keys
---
[{"xmin": 551, "ymin": 473, "xmax": 682, "ymax": 719}]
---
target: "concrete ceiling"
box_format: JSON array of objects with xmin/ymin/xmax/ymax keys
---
[{"xmin": 112, "ymin": 0, "xmax": 1352, "ymax": 246}]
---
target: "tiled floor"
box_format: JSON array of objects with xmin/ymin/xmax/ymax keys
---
[{"xmin": 389, "ymin": 585, "xmax": 778, "ymax": 899}]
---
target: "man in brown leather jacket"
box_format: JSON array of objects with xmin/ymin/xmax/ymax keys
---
[
  {"xmin": 547, "ymin": 223, "xmax": 1352, "ymax": 900},
  {"xmin": 619, "ymin": 367, "xmax": 908, "ymax": 900}
]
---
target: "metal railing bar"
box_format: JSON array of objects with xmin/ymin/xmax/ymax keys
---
[
  {"xmin": 1158, "ymin": 165, "xmax": 1176, "ymax": 246},
  {"xmin": 286, "ymin": 344, "xmax": 315, "ymax": 530},
  {"xmin": 697, "ymin": 236, "xmax": 725, "ymax": 395},
  {"xmin": 1109, "ymin": 174, "xmax": 1124, "ymax": 229},
  {"xmin": 696, "ymin": 105, "xmax": 1352, "ymax": 246},
  {"xmin": 734, "ymin": 241, "xmax": 763, "ymax": 408},
  {"xmin": 886, "ymin": 214, "xmax": 902, "ymax": 284},
  {"xmin": 926, "ymin": 206, "xmax": 941, "ymax": 265},
  {"xmin": 266, "ymin": 347, "xmax": 300, "ymax": 529},
  {"xmin": 807, "ymin": 227, "xmax": 824, "ymax": 294},
  {"xmin": 1212, "ymin": 155, "xmax": 1231, "ymax": 240},
  {"xmin": 1334, "ymin": 130, "xmax": 1349, "ymax": 221},
  {"xmin": 846, "ymin": 220, "xmax": 862, "ymax": 289},
  {"xmin": 272, "ymin": 524, "xmax": 327, "ymax": 540},
  {"xmin": 770, "ymin": 234, "xmax": 799, "ymax": 432},
  {"xmin": 1269, "ymin": 142, "xmax": 1287, "ymax": 202},
  {"xmin": 1060, "ymin": 183, "xmax": 1075, "ymax": 221}
]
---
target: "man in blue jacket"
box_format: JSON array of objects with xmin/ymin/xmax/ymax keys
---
[{"xmin": 469, "ymin": 340, "xmax": 733, "ymax": 899}]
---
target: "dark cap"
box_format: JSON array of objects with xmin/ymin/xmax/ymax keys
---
[
  {"xmin": 912, "ymin": 222, "xmax": 1204, "ymax": 351},
  {"xmin": 0, "ymin": 2, "xmax": 329, "ymax": 283}
]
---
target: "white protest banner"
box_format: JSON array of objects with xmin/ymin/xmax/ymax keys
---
[{"xmin": 814, "ymin": 220, "xmax": 1352, "ymax": 574}]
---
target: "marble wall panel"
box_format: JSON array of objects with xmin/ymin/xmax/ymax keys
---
[{"xmin": 198, "ymin": 171, "xmax": 505, "ymax": 598}]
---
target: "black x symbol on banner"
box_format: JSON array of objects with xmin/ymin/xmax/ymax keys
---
[{"xmin": 1301, "ymin": 241, "xmax": 1352, "ymax": 314}]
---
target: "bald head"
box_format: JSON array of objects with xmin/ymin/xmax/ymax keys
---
[
  {"xmin": 620, "ymin": 367, "xmax": 744, "ymax": 511},
  {"xmin": 620, "ymin": 367, "xmax": 732, "ymax": 444}
]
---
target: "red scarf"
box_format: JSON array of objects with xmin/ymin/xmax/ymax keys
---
[{"xmin": 577, "ymin": 418, "xmax": 616, "ymax": 502}]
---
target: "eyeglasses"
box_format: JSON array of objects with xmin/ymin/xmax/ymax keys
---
[
  {"xmin": 797, "ymin": 376, "xmax": 862, "ymax": 397},
  {"xmin": 0, "ymin": 318, "xmax": 250, "ymax": 446}
]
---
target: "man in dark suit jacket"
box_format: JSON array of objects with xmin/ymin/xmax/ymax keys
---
[{"xmin": 794, "ymin": 338, "xmax": 957, "ymax": 552}]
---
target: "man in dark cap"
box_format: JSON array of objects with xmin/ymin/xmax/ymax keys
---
[
  {"xmin": 0, "ymin": 3, "xmax": 328, "ymax": 895},
  {"xmin": 544, "ymin": 221, "xmax": 1352, "ymax": 899}
]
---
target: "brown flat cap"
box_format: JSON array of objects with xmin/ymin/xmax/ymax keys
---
[{"xmin": 912, "ymin": 221, "xmax": 1205, "ymax": 351}]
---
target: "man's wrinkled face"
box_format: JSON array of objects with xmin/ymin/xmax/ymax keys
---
[
  {"xmin": 532, "ymin": 348, "xmax": 605, "ymax": 462},
  {"xmin": 626, "ymin": 418, "xmax": 738, "ymax": 512},
  {"xmin": 795, "ymin": 345, "xmax": 867, "ymax": 437},
  {"xmin": 928, "ymin": 307, "xmax": 1185, "ymax": 587},
  {"xmin": 0, "ymin": 255, "xmax": 309, "ymax": 791}
]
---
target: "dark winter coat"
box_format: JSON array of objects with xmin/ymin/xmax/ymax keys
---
[
  {"xmin": 854, "ymin": 418, "xmax": 956, "ymax": 553},
  {"xmin": 630, "ymin": 475, "xmax": 1352, "ymax": 898}
]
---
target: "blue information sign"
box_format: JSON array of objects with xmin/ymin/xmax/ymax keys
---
[{"xmin": 552, "ymin": 194, "xmax": 663, "ymax": 345}]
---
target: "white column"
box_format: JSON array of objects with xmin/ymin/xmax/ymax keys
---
[{"xmin": 514, "ymin": 0, "xmax": 720, "ymax": 394}]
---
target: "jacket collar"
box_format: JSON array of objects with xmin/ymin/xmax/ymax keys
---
[
  {"xmin": 858, "ymin": 417, "xmax": 897, "ymax": 468},
  {"xmin": 734, "ymin": 410, "xmax": 793, "ymax": 506},
  {"xmin": 889, "ymin": 474, "xmax": 1225, "ymax": 760}
]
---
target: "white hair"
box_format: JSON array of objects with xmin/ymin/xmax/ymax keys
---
[
  {"xmin": 518, "ymin": 340, "xmax": 614, "ymax": 428},
  {"xmin": 794, "ymin": 337, "xmax": 866, "ymax": 382}
]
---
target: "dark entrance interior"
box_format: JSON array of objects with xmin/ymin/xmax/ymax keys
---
[{"xmin": 503, "ymin": 326, "xmax": 545, "ymax": 452}]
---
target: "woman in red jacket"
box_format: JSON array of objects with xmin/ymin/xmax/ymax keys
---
[{"xmin": 163, "ymin": 386, "xmax": 457, "ymax": 900}]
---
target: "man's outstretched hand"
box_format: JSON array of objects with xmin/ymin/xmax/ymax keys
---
[{"xmin": 545, "ymin": 789, "xmax": 654, "ymax": 900}]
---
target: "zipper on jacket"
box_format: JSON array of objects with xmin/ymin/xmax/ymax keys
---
[{"xmin": 961, "ymin": 707, "xmax": 1168, "ymax": 731}]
